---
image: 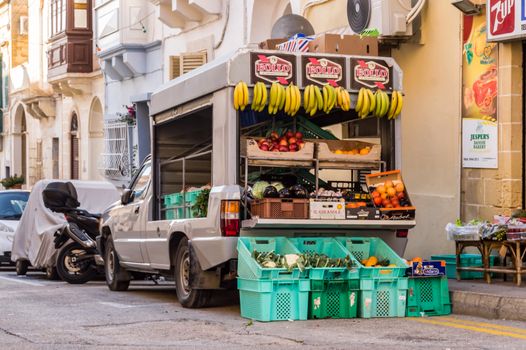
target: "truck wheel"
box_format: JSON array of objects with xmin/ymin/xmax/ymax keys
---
[
  {"xmin": 16, "ymin": 260, "xmax": 29, "ymax": 275},
  {"xmin": 174, "ymin": 237, "xmax": 210, "ymax": 308},
  {"xmin": 105, "ymin": 238, "xmax": 130, "ymax": 291}
]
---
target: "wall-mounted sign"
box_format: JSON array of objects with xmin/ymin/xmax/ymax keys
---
[
  {"xmin": 487, "ymin": 0, "xmax": 526, "ymax": 41},
  {"xmin": 463, "ymin": 11, "xmax": 499, "ymax": 168},
  {"xmin": 250, "ymin": 53, "xmax": 296, "ymax": 85},
  {"xmin": 301, "ymin": 56, "xmax": 346, "ymax": 88},
  {"xmin": 350, "ymin": 59, "xmax": 392, "ymax": 91}
]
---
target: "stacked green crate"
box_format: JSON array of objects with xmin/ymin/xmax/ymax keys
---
[
  {"xmin": 336, "ymin": 237, "xmax": 409, "ymax": 318},
  {"xmin": 163, "ymin": 189, "xmax": 204, "ymax": 219},
  {"xmin": 289, "ymin": 238, "xmax": 361, "ymax": 319},
  {"xmin": 237, "ymin": 237, "xmax": 309, "ymax": 322},
  {"xmin": 406, "ymin": 277, "xmax": 451, "ymax": 317}
]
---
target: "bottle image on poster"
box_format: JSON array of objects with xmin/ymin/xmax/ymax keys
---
[{"xmin": 462, "ymin": 11, "xmax": 498, "ymax": 169}]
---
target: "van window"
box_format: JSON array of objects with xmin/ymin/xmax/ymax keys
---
[
  {"xmin": 131, "ymin": 163, "xmax": 152, "ymax": 201},
  {"xmin": 155, "ymin": 107, "xmax": 213, "ymax": 220}
]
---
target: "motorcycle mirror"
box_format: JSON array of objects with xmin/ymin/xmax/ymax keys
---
[{"xmin": 121, "ymin": 189, "xmax": 134, "ymax": 205}]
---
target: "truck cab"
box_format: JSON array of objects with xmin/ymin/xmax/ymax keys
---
[{"xmin": 99, "ymin": 48, "xmax": 415, "ymax": 308}]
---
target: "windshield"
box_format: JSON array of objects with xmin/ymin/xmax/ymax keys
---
[{"xmin": 0, "ymin": 191, "xmax": 29, "ymax": 220}]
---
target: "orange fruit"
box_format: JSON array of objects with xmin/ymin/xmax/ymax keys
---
[
  {"xmin": 412, "ymin": 257, "xmax": 423, "ymax": 263},
  {"xmin": 387, "ymin": 187, "xmax": 396, "ymax": 197},
  {"xmin": 359, "ymin": 148, "xmax": 370, "ymax": 155},
  {"xmin": 334, "ymin": 149, "xmax": 344, "ymax": 155},
  {"xmin": 380, "ymin": 192, "xmax": 388, "ymax": 200},
  {"xmin": 376, "ymin": 185, "xmax": 386, "ymax": 194},
  {"xmin": 395, "ymin": 183, "xmax": 405, "ymax": 193},
  {"xmin": 371, "ymin": 191, "xmax": 380, "ymax": 198},
  {"xmin": 384, "ymin": 180, "xmax": 394, "ymax": 188},
  {"xmin": 350, "ymin": 149, "xmax": 359, "ymax": 155}
]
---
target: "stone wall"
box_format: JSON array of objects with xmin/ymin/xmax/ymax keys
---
[{"xmin": 461, "ymin": 42, "xmax": 523, "ymax": 220}]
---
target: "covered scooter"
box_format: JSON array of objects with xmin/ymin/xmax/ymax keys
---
[{"xmin": 10, "ymin": 180, "xmax": 119, "ymax": 281}]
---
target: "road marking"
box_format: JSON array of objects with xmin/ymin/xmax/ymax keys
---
[
  {"xmin": 438, "ymin": 316, "xmax": 526, "ymax": 335},
  {"xmin": 0, "ymin": 275, "xmax": 45, "ymax": 287},
  {"xmin": 98, "ymin": 302, "xmax": 136, "ymax": 309},
  {"xmin": 409, "ymin": 318, "xmax": 526, "ymax": 340}
]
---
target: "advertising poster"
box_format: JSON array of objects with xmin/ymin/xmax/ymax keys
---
[{"xmin": 462, "ymin": 11, "xmax": 498, "ymax": 168}]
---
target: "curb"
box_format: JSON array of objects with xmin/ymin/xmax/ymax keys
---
[{"xmin": 451, "ymin": 290, "xmax": 526, "ymax": 321}]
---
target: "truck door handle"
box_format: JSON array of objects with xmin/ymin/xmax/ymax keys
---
[{"xmin": 134, "ymin": 206, "xmax": 140, "ymax": 214}]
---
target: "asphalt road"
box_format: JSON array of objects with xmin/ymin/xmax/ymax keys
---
[{"xmin": 0, "ymin": 267, "xmax": 525, "ymax": 350}]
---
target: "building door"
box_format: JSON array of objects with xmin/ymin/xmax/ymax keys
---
[{"xmin": 71, "ymin": 114, "xmax": 79, "ymax": 179}]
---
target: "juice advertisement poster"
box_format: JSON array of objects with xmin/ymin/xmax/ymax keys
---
[{"xmin": 462, "ymin": 11, "xmax": 498, "ymax": 169}]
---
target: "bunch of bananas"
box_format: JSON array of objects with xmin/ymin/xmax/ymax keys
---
[
  {"xmin": 335, "ymin": 87, "xmax": 351, "ymax": 112},
  {"xmin": 233, "ymin": 81, "xmax": 249, "ymax": 111},
  {"xmin": 322, "ymin": 84, "xmax": 337, "ymax": 114},
  {"xmin": 372, "ymin": 90, "xmax": 390, "ymax": 118},
  {"xmin": 303, "ymin": 85, "xmax": 323, "ymax": 116},
  {"xmin": 251, "ymin": 82, "xmax": 268, "ymax": 112},
  {"xmin": 356, "ymin": 88, "xmax": 379, "ymax": 118},
  {"xmin": 284, "ymin": 83, "xmax": 301, "ymax": 116},
  {"xmin": 387, "ymin": 90, "xmax": 403, "ymax": 120},
  {"xmin": 268, "ymin": 82, "xmax": 286, "ymax": 115}
]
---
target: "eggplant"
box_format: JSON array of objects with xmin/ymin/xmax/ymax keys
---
[
  {"xmin": 278, "ymin": 188, "xmax": 291, "ymax": 198},
  {"xmin": 290, "ymin": 184, "xmax": 308, "ymax": 199},
  {"xmin": 263, "ymin": 186, "xmax": 279, "ymax": 198}
]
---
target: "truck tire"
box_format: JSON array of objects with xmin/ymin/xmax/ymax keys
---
[
  {"xmin": 174, "ymin": 237, "xmax": 210, "ymax": 308},
  {"xmin": 45, "ymin": 266, "xmax": 59, "ymax": 280},
  {"xmin": 105, "ymin": 238, "xmax": 130, "ymax": 291},
  {"xmin": 16, "ymin": 259, "xmax": 29, "ymax": 275}
]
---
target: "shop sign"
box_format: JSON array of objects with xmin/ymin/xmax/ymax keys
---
[
  {"xmin": 463, "ymin": 10, "xmax": 498, "ymax": 169},
  {"xmin": 350, "ymin": 59, "xmax": 392, "ymax": 91},
  {"xmin": 301, "ymin": 56, "xmax": 346, "ymax": 88},
  {"xmin": 487, "ymin": 0, "xmax": 526, "ymax": 41},
  {"xmin": 250, "ymin": 53, "xmax": 296, "ymax": 85}
]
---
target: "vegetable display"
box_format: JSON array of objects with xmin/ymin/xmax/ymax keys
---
[{"xmin": 252, "ymin": 250, "xmax": 356, "ymax": 272}]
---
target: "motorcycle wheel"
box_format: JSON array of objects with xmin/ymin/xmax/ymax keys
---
[
  {"xmin": 16, "ymin": 259, "xmax": 29, "ymax": 275},
  {"xmin": 56, "ymin": 242, "xmax": 97, "ymax": 284}
]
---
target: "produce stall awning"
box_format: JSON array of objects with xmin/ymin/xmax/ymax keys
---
[{"xmin": 149, "ymin": 47, "xmax": 403, "ymax": 117}]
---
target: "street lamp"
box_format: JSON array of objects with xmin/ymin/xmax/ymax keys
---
[{"xmin": 451, "ymin": 0, "xmax": 482, "ymax": 16}]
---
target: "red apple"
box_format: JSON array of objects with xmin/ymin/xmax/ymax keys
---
[
  {"xmin": 295, "ymin": 131, "xmax": 303, "ymax": 139},
  {"xmin": 297, "ymin": 140, "xmax": 305, "ymax": 149},
  {"xmin": 279, "ymin": 139, "xmax": 288, "ymax": 146},
  {"xmin": 382, "ymin": 199, "xmax": 391, "ymax": 207},
  {"xmin": 373, "ymin": 197, "xmax": 383, "ymax": 206},
  {"xmin": 272, "ymin": 148, "xmax": 279, "ymax": 152},
  {"xmin": 270, "ymin": 132, "xmax": 279, "ymax": 140},
  {"xmin": 397, "ymin": 192, "xmax": 405, "ymax": 200},
  {"xmin": 289, "ymin": 144, "xmax": 298, "ymax": 151},
  {"xmin": 288, "ymin": 137, "xmax": 297, "ymax": 144},
  {"xmin": 279, "ymin": 145, "xmax": 289, "ymax": 152},
  {"xmin": 286, "ymin": 131, "xmax": 294, "ymax": 138},
  {"xmin": 259, "ymin": 145, "xmax": 269, "ymax": 151}
]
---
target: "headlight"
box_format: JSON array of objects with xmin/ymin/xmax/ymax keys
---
[{"xmin": 0, "ymin": 223, "xmax": 14, "ymax": 233}]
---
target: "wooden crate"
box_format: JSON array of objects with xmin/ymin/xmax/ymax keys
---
[
  {"xmin": 365, "ymin": 170, "xmax": 415, "ymax": 219},
  {"xmin": 241, "ymin": 137, "xmax": 315, "ymax": 167},
  {"xmin": 316, "ymin": 139, "xmax": 381, "ymax": 168},
  {"xmin": 251, "ymin": 198, "xmax": 309, "ymax": 219}
]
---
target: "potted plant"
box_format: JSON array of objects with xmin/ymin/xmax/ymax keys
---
[{"xmin": 1, "ymin": 174, "xmax": 25, "ymax": 189}]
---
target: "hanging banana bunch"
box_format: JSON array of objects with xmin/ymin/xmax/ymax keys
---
[
  {"xmin": 251, "ymin": 82, "xmax": 268, "ymax": 112},
  {"xmin": 335, "ymin": 87, "xmax": 351, "ymax": 112},
  {"xmin": 387, "ymin": 90, "xmax": 404, "ymax": 120},
  {"xmin": 284, "ymin": 83, "xmax": 301, "ymax": 117},
  {"xmin": 233, "ymin": 81, "xmax": 249, "ymax": 111},
  {"xmin": 322, "ymin": 84, "xmax": 337, "ymax": 114},
  {"xmin": 268, "ymin": 82, "xmax": 286, "ymax": 115},
  {"xmin": 303, "ymin": 84, "xmax": 323, "ymax": 117}
]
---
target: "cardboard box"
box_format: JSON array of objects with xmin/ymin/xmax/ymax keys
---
[
  {"xmin": 308, "ymin": 34, "xmax": 378, "ymax": 56},
  {"xmin": 259, "ymin": 38, "xmax": 287, "ymax": 50},
  {"xmin": 309, "ymin": 198, "xmax": 345, "ymax": 219},
  {"xmin": 406, "ymin": 261, "xmax": 446, "ymax": 277},
  {"xmin": 346, "ymin": 207, "xmax": 381, "ymax": 220}
]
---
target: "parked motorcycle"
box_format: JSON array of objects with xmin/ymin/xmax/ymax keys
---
[{"xmin": 43, "ymin": 182, "xmax": 102, "ymax": 284}]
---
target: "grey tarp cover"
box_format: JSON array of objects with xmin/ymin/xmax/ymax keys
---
[{"xmin": 10, "ymin": 180, "xmax": 120, "ymax": 268}]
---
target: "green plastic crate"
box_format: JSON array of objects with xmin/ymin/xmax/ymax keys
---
[
  {"xmin": 359, "ymin": 277, "xmax": 408, "ymax": 318},
  {"xmin": 164, "ymin": 193, "xmax": 183, "ymax": 206},
  {"xmin": 406, "ymin": 277, "xmax": 451, "ymax": 317},
  {"xmin": 185, "ymin": 190, "xmax": 202, "ymax": 204},
  {"xmin": 237, "ymin": 237, "xmax": 305, "ymax": 280},
  {"xmin": 336, "ymin": 237, "xmax": 407, "ymax": 279},
  {"xmin": 238, "ymin": 278, "xmax": 309, "ymax": 322},
  {"xmin": 430, "ymin": 254, "xmax": 497, "ymax": 279},
  {"xmin": 289, "ymin": 237, "xmax": 360, "ymax": 280},
  {"xmin": 309, "ymin": 279, "xmax": 359, "ymax": 319}
]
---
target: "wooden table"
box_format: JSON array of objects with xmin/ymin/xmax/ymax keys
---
[{"xmin": 455, "ymin": 239, "xmax": 526, "ymax": 286}]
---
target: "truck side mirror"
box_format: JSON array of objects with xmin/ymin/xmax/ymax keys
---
[{"xmin": 121, "ymin": 189, "xmax": 134, "ymax": 205}]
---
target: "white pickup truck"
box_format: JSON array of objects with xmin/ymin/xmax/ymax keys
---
[{"xmin": 98, "ymin": 48, "xmax": 415, "ymax": 308}]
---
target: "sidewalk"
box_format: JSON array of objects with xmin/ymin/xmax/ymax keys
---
[{"xmin": 449, "ymin": 279, "xmax": 526, "ymax": 321}]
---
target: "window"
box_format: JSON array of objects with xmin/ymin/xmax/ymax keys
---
[
  {"xmin": 74, "ymin": 0, "xmax": 88, "ymax": 28},
  {"xmin": 50, "ymin": 0, "xmax": 66, "ymax": 37},
  {"xmin": 71, "ymin": 114, "xmax": 79, "ymax": 179},
  {"xmin": 130, "ymin": 163, "xmax": 151, "ymax": 201},
  {"xmin": 52, "ymin": 138, "xmax": 59, "ymax": 178},
  {"xmin": 169, "ymin": 51, "xmax": 207, "ymax": 80}
]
